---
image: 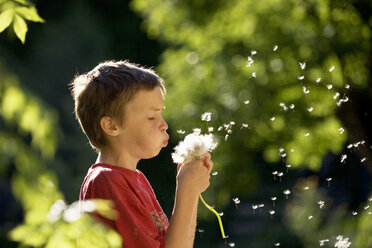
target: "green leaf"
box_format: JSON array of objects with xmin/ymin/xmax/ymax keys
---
[
  {"xmin": 0, "ymin": 9, "xmax": 14, "ymax": 33},
  {"xmin": 15, "ymin": 6, "xmax": 45, "ymax": 23},
  {"xmin": 12, "ymin": 14, "xmax": 27, "ymax": 43},
  {"xmin": 12, "ymin": 0, "xmax": 30, "ymax": 5}
]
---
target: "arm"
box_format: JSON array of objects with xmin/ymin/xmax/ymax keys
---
[{"xmin": 165, "ymin": 153, "xmax": 213, "ymax": 248}]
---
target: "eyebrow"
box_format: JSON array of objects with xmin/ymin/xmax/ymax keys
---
[{"xmin": 149, "ymin": 106, "xmax": 165, "ymax": 111}]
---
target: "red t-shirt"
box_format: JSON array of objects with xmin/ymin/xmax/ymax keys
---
[{"xmin": 79, "ymin": 163, "xmax": 169, "ymax": 248}]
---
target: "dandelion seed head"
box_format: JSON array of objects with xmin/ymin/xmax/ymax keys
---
[
  {"xmin": 212, "ymin": 171, "xmax": 218, "ymax": 176},
  {"xmin": 336, "ymin": 97, "xmax": 349, "ymax": 106},
  {"xmin": 319, "ymin": 239, "xmax": 329, "ymax": 246},
  {"xmin": 341, "ymin": 154, "xmax": 347, "ymax": 163},
  {"xmin": 316, "ymin": 77, "xmax": 321, "ymax": 83},
  {"xmin": 208, "ymin": 127, "xmax": 214, "ymax": 132},
  {"xmin": 283, "ymin": 190, "xmax": 291, "ymax": 195},
  {"xmin": 252, "ymin": 205, "xmax": 258, "ymax": 210},
  {"xmin": 326, "ymin": 177, "xmax": 332, "ymax": 182},
  {"xmin": 244, "ymin": 100, "xmax": 250, "ymax": 104},
  {"xmin": 274, "ymin": 242, "xmax": 280, "ymax": 247},
  {"xmin": 286, "ymin": 164, "xmax": 292, "ymax": 168},
  {"xmin": 218, "ymin": 212, "xmax": 224, "ymax": 216},
  {"xmin": 270, "ymin": 117, "xmax": 276, "ymax": 121},
  {"xmin": 177, "ymin": 130, "xmax": 186, "ymax": 134},
  {"xmin": 241, "ymin": 123, "xmax": 249, "ymax": 129},
  {"xmin": 251, "ymin": 50, "xmax": 257, "ymax": 55},
  {"xmin": 304, "ymin": 133, "xmax": 310, "ymax": 136},
  {"xmin": 279, "ymin": 102, "xmax": 288, "ymax": 111},
  {"xmin": 269, "ymin": 210, "xmax": 275, "ymax": 215},
  {"xmin": 329, "ymin": 66, "xmax": 335, "ymax": 72},
  {"xmin": 352, "ymin": 211, "xmax": 357, "ymax": 216},
  {"xmin": 298, "ymin": 75, "xmax": 305, "ymax": 80},
  {"xmin": 327, "ymin": 84, "xmax": 333, "ymax": 90},
  {"xmin": 273, "ymin": 45, "xmax": 278, "ymax": 51},
  {"xmin": 289, "ymin": 104, "xmax": 295, "ymax": 109},
  {"xmin": 259, "ymin": 204, "xmax": 264, "ymax": 208},
  {"xmin": 271, "ymin": 197, "xmax": 277, "ymax": 201},
  {"xmin": 335, "ymin": 235, "xmax": 351, "ymax": 248},
  {"xmin": 308, "ymin": 215, "xmax": 313, "ymax": 219},
  {"xmin": 252, "ymin": 72, "xmax": 257, "ymax": 78},
  {"xmin": 225, "ymin": 134, "xmax": 229, "ymax": 141},
  {"xmin": 233, "ymin": 198, "xmax": 240, "ymax": 204},
  {"xmin": 218, "ymin": 126, "xmax": 223, "ymax": 131},
  {"xmin": 333, "ymin": 92, "xmax": 340, "ymax": 100},
  {"xmin": 361, "ymin": 157, "xmax": 367, "ymax": 163},
  {"xmin": 345, "ymin": 84, "xmax": 350, "ymax": 89},
  {"xmin": 246, "ymin": 56, "xmax": 254, "ymax": 67},
  {"xmin": 302, "ymin": 86, "xmax": 310, "ymax": 94},
  {"xmin": 307, "ymin": 107, "xmax": 314, "ymax": 112},
  {"xmin": 172, "ymin": 133, "xmax": 217, "ymax": 164},
  {"xmin": 193, "ymin": 128, "xmax": 201, "ymax": 135},
  {"xmin": 299, "ymin": 62, "xmax": 306, "ymax": 70},
  {"xmin": 272, "ymin": 171, "xmax": 278, "ymax": 175},
  {"xmin": 304, "ymin": 186, "xmax": 310, "ymax": 190},
  {"xmin": 364, "ymin": 205, "xmax": 369, "ymax": 210},
  {"xmin": 278, "ymin": 172, "xmax": 284, "ymax": 177},
  {"xmin": 201, "ymin": 112, "xmax": 212, "ymax": 122},
  {"xmin": 228, "ymin": 242, "xmax": 235, "ymax": 247},
  {"xmin": 338, "ymin": 128, "xmax": 345, "ymax": 134}
]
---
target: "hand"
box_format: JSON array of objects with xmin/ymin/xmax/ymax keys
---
[{"xmin": 176, "ymin": 153, "xmax": 214, "ymax": 196}]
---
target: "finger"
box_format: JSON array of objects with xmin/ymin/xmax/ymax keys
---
[
  {"xmin": 203, "ymin": 152, "xmax": 211, "ymax": 160},
  {"xmin": 204, "ymin": 159, "xmax": 213, "ymax": 174}
]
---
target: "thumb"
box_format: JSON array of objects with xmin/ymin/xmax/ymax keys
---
[{"xmin": 177, "ymin": 163, "xmax": 183, "ymax": 172}]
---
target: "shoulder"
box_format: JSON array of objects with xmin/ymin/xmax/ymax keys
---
[
  {"xmin": 87, "ymin": 164, "xmax": 136, "ymax": 187},
  {"xmin": 81, "ymin": 164, "xmax": 134, "ymax": 197}
]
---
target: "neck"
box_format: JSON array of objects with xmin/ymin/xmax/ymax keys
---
[{"xmin": 96, "ymin": 147, "xmax": 139, "ymax": 171}]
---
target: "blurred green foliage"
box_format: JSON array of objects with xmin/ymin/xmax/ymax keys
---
[
  {"xmin": 0, "ymin": 2, "xmax": 122, "ymax": 246},
  {"xmin": 0, "ymin": 65, "xmax": 121, "ymax": 247},
  {"xmin": 0, "ymin": 0, "xmax": 370, "ymax": 247},
  {"xmin": 285, "ymin": 177, "xmax": 372, "ymax": 247},
  {"xmin": 0, "ymin": 0, "xmax": 44, "ymax": 43},
  {"xmin": 131, "ymin": 0, "xmax": 371, "ymax": 204}
]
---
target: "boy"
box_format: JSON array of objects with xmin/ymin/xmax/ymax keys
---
[{"xmin": 70, "ymin": 60, "xmax": 213, "ymax": 248}]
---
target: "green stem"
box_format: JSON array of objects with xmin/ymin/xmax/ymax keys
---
[{"xmin": 199, "ymin": 194, "xmax": 227, "ymax": 239}]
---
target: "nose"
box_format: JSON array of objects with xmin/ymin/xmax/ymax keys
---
[{"xmin": 161, "ymin": 116, "xmax": 168, "ymax": 131}]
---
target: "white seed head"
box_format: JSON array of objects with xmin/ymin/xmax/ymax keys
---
[{"xmin": 172, "ymin": 133, "xmax": 217, "ymax": 164}]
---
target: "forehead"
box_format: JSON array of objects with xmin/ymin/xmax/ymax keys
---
[{"xmin": 128, "ymin": 87, "xmax": 165, "ymax": 111}]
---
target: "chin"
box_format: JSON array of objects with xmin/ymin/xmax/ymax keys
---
[{"xmin": 143, "ymin": 150, "xmax": 161, "ymax": 159}]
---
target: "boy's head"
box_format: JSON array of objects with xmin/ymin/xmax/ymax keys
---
[{"xmin": 69, "ymin": 60, "xmax": 166, "ymax": 151}]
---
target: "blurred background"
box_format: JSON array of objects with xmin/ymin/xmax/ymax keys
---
[{"xmin": 0, "ymin": 0, "xmax": 371, "ymax": 247}]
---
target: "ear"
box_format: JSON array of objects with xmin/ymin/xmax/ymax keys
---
[{"xmin": 100, "ymin": 116, "xmax": 120, "ymax": 137}]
